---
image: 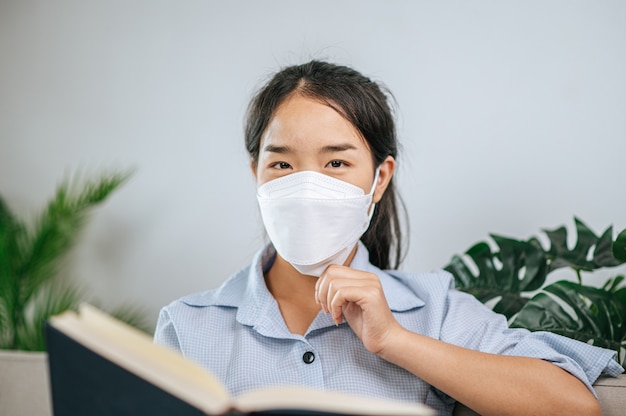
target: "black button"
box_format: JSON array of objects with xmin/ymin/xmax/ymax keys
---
[{"xmin": 302, "ymin": 351, "xmax": 315, "ymax": 364}]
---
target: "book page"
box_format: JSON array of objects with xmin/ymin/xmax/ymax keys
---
[
  {"xmin": 235, "ymin": 386, "xmax": 434, "ymax": 416},
  {"xmin": 50, "ymin": 304, "xmax": 231, "ymax": 415}
]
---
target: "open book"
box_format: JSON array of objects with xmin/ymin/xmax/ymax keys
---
[{"xmin": 46, "ymin": 304, "xmax": 434, "ymax": 416}]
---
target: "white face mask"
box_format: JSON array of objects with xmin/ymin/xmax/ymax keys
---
[{"xmin": 256, "ymin": 169, "xmax": 379, "ymax": 276}]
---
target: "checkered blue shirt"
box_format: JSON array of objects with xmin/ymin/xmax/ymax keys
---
[{"xmin": 154, "ymin": 242, "xmax": 623, "ymax": 415}]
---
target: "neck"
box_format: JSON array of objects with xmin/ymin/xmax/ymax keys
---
[
  {"xmin": 264, "ymin": 244, "xmax": 359, "ymax": 335},
  {"xmin": 265, "ymin": 244, "xmax": 360, "ymax": 299},
  {"xmin": 264, "ymin": 255, "xmax": 319, "ymax": 335},
  {"xmin": 265, "ymin": 255, "xmax": 318, "ymax": 304}
]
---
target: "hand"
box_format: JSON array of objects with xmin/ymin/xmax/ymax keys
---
[{"xmin": 314, "ymin": 264, "xmax": 403, "ymax": 355}]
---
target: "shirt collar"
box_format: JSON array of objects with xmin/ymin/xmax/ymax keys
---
[{"xmin": 182, "ymin": 242, "xmax": 425, "ymax": 337}]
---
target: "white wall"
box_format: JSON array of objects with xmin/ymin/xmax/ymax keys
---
[{"xmin": 1, "ymin": 0, "xmax": 625, "ymax": 329}]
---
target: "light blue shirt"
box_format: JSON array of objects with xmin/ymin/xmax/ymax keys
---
[{"xmin": 154, "ymin": 242, "xmax": 623, "ymax": 414}]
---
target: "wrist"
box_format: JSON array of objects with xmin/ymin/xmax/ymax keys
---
[{"xmin": 374, "ymin": 323, "xmax": 410, "ymax": 362}]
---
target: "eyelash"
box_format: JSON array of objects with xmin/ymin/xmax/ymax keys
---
[
  {"xmin": 269, "ymin": 160, "xmax": 349, "ymax": 170},
  {"xmin": 271, "ymin": 162, "xmax": 292, "ymax": 170},
  {"xmin": 327, "ymin": 160, "xmax": 348, "ymax": 168}
]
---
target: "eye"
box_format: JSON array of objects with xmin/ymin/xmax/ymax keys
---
[
  {"xmin": 327, "ymin": 160, "xmax": 347, "ymax": 168},
  {"xmin": 271, "ymin": 161, "xmax": 292, "ymax": 170}
]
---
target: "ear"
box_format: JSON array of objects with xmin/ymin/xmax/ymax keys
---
[
  {"xmin": 373, "ymin": 155, "xmax": 395, "ymax": 203},
  {"xmin": 250, "ymin": 160, "xmax": 258, "ymax": 180}
]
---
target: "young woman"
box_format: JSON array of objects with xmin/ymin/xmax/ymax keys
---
[{"xmin": 155, "ymin": 60, "xmax": 622, "ymax": 416}]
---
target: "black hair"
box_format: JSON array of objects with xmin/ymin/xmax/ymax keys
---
[{"xmin": 245, "ymin": 60, "xmax": 407, "ymax": 270}]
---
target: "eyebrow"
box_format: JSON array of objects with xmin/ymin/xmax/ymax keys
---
[
  {"xmin": 263, "ymin": 144, "xmax": 292, "ymax": 154},
  {"xmin": 262, "ymin": 143, "xmax": 358, "ymax": 154},
  {"xmin": 319, "ymin": 143, "xmax": 358, "ymax": 153}
]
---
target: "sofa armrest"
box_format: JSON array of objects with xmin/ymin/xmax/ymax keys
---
[
  {"xmin": 594, "ymin": 374, "xmax": 626, "ymax": 416},
  {"xmin": 453, "ymin": 374, "xmax": 626, "ymax": 416}
]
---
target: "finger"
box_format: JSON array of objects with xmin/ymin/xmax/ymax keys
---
[
  {"xmin": 318, "ymin": 266, "xmax": 379, "ymax": 315},
  {"xmin": 328, "ymin": 285, "xmax": 373, "ymax": 325},
  {"xmin": 316, "ymin": 266, "xmax": 349, "ymax": 313},
  {"xmin": 329, "ymin": 289, "xmax": 347, "ymax": 325},
  {"xmin": 325, "ymin": 277, "xmax": 370, "ymax": 309},
  {"xmin": 315, "ymin": 273, "xmax": 329, "ymax": 313}
]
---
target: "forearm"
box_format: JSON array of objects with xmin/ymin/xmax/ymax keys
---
[{"xmin": 379, "ymin": 327, "xmax": 601, "ymax": 416}]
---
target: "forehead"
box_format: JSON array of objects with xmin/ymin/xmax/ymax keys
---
[{"xmin": 260, "ymin": 94, "xmax": 369, "ymax": 151}]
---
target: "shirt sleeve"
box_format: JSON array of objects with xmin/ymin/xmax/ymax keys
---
[
  {"xmin": 439, "ymin": 287, "xmax": 624, "ymax": 394},
  {"xmin": 153, "ymin": 306, "xmax": 183, "ymax": 352}
]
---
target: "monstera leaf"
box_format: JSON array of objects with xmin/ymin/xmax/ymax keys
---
[
  {"xmin": 511, "ymin": 280, "xmax": 626, "ymax": 365},
  {"xmin": 446, "ymin": 219, "xmax": 626, "ymax": 363},
  {"xmin": 543, "ymin": 218, "xmax": 622, "ymax": 275},
  {"xmin": 614, "ymin": 229, "xmax": 626, "ymax": 262},
  {"xmin": 445, "ymin": 235, "xmax": 548, "ymax": 319}
]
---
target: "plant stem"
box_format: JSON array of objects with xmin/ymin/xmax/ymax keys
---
[
  {"xmin": 10, "ymin": 282, "xmax": 21, "ymax": 349},
  {"xmin": 575, "ymin": 269, "xmax": 582, "ymax": 285}
]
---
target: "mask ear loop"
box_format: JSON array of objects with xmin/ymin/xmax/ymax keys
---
[{"xmin": 366, "ymin": 166, "xmax": 382, "ymax": 218}]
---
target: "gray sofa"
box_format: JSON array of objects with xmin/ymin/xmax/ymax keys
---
[{"xmin": 453, "ymin": 374, "xmax": 626, "ymax": 416}]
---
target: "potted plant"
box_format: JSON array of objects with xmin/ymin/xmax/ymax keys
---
[
  {"xmin": 444, "ymin": 217, "xmax": 626, "ymax": 366},
  {"xmin": 0, "ymin": 170, "xmax": 146, "ymax": 416}
]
